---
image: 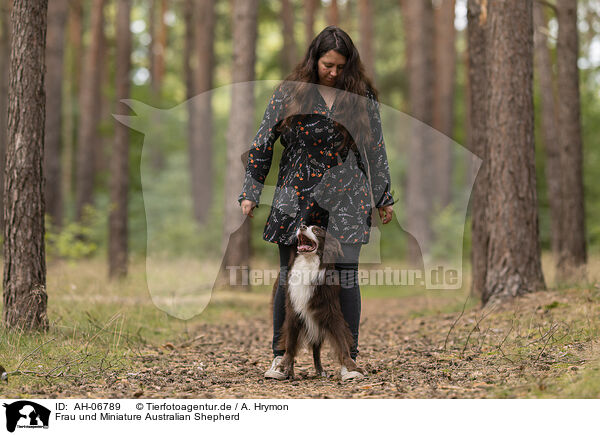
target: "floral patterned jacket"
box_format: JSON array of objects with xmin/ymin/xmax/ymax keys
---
[{"xmin": 238, "ymin": 84, "xmax": 394, "ymax": 245}]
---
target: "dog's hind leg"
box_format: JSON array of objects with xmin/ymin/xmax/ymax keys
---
[{"xmin": 312, "ymin": 341, "xmax": 328, "ymax": 378}]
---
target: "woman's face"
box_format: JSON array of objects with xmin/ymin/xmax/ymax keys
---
[{"xmin": 317, "ymin": 50, "xmax": 346, "ymax": 87}]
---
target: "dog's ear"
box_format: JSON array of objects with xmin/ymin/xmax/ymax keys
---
[{"xmin": 322, "ymin": 233, "xmax": 343, "ymax": 264}]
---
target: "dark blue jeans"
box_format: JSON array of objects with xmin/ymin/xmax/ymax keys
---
[{"xmin": 272, "ymin": 243, "xmax": 362, "ymax": 360}]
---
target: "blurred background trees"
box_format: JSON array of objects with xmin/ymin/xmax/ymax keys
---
[{"xmin": 1, "ymin": 0, "xmax": 599, "ymax": 310}]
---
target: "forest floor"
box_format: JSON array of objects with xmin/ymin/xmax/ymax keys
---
[{"xmin": 2, "ymin": 260, "xmax": 599, "ymax": 399}]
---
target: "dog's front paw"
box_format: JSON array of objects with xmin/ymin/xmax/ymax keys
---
[
  {"xmin": 278, "ymin": 363, "xmax": 295, "ymax": 380},
  {"xmin": 318, "ymin": 370, "xmax": 328, "ymax": 378}
]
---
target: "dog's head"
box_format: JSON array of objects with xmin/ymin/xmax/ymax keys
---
[{"xmin": 295, "ymin": 224, "xmax": 343, "ymax": 264}]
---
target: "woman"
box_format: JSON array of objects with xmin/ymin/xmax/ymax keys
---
[{"xmin": 238, "ymin": 26, "xmax": 394, "ymax": 380}]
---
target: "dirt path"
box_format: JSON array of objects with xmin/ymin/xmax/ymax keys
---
[{"xmin": 19, "ymin": 288, "xmax": 599, "ymax": 399}]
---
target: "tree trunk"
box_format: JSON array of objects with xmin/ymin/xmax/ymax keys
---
[
  {"xmin": 151, "ymin": 0, "xmax": 167, "ymax": 96},
  {"xmin": 281, "ymin": 0, "xmax": 297, "ymax": 74},
  {"xmin": 63, "ymin": 0, "xmax": 82, "ymax": 208},
  {"xmin": 534, "ymin": 2, "xmax": 562, "ymax": 259},
  {"xmin": 94, "ymin": 22, "xmax": 109, "ymax": 178},
  {"xmin": 3, "ymin": 0, "xmax": 48, "ymax": 330},
  {"xmin": 482, "ymin": 0, "xmax": 545, "ymax": 305},
  {"xmin": 304, "ymin": 0, "xmax": 318, "ymax": 46},
  {"xmin": 358, "ymin": 0, "xmax": 375, "ymax": 82},
  {"xmin": 0, "ymin": 0, "xmax": 12, "ymax": 233},
  {"xmin": 184, "ymin": 0, "xmax": 194, "ymax": 102},
  {"xmin": 149, "ymin": 0, "xmax": 156, "ymax": 89},
  {"xmin": 192, "ymin": 0, "xmax": 215, "ymax": 224},
  {"xmin": 75, "ymin": 0, "xmax": 105, "ymax": 221},
  {"xmin": 467, "ymin": 0, "xmax": 488, "ymax": 297},
  {"xmin": 148, "ymin": 0, "xmax": 167, "ymax": 170},
  {"xmin": 401, "ymin": 0, "xmax": 435, "ymax": 265},
  {"xmin": 221, "ymin": 0, "xmax": 258, "ymax": 290},
  {"xmin": 556, "ymin": 0, "xmax": 587, "ymax": 281},
  {"xmin": 44, "ymin": 0, "xmax": 68, "ymax": 229},
  {"xmin": 328, "ymin": 0, "xmax": 339, "ymax": 26},
  {"xmin": 432, "ymin": 0, "xmax": 456, "ymax": 209},
  {"xmin": 108, "ymin": 0, "xmax": 131, "ymax": 279}
]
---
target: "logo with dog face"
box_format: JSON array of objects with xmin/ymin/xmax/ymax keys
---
[
  {"xmin": 2, "ymin": 401, "xmax": 51, "ymax": 432},
  {"xmin": 114, "ymin": 80, "xmax": 481, "ymax": 319}
]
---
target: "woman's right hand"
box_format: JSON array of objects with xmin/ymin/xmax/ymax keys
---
[{"xmin": 241, "ymin": 199, "xmax": 257, "ymax": 218}]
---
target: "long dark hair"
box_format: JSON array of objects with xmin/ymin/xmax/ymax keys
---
[{"xmin": 278, "ymin": 26, "xmax": 378, "ymax": 150}]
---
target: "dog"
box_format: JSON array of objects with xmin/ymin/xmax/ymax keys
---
[{"xmin": 272, "ymin": 224, "xmax": 364, "ymax": 381}]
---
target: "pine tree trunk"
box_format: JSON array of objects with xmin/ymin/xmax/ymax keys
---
[
  {"xmin": 534, "ymin": 2, "xmax": 562, "ymax": 259},
  {"xmin": 482, "ymin": 0, "xmax": 545, "ymax": 304},
  {"xmin": 94, "ymin": 24, "xmax": 109, "ymax": 178},
  {"xmin": 108, "ymin": 0, "xmax": 131, "ymax": 279},
  {"xmin": 281, "ymin": 0, "xmax": 297, "ymax": 74},
  {"xmin": 467, "ymin": 0, "xmax": 488, "ymax": 297},
  {"xmin": 44, "ymin": 0, "xmax": 68, "ymax": 229},
  {"xmin": 75, "ymin": 0, "xmax": 105, "ymax": 221},
  {"xmin": 149, "ymin": 0, "xmax": 156, "ymax": 89},
  {"xmin": 358, "ymin": 0, "xmax": 375, "ymax": 82},
  {"xmin": 556, "ymin": 0, "xmax": 587, "ymax": 281},
  {"xmin": 151, "ymin": 0, "xmax": 167, "ymax": 96},
  {"xmin": 63, "ymin": 0, "xmax": 82, "ymax": 208},
  {"xmin": 329, "ymin": 0, "xmax": 339, "ymax": 26},
  {"xmin": 149, "ymin": 0, "xmax": 167, "ymax": 170},
  {"xmin": 304, "ymin": 0, "xmax": 318, "ymax": 46},
  {"xmin": 3, "ymin": 0, "xmax": 49, "ymax": 330},
  {"xmin": 190, "ymin": 0, "xmax": 215, "ymax": 225},
  {"xmin": 184, "ymin": 0, "xmax": 194, "ymax": 102},
  {"xmin": 185, "ymin": 0, "xmax": 216, "ymax": 225},
  {"xmin": 0, "ymin": 0, "xmax": 12, "ymax": 233},
  {"xmin": 221, "ymin": 0, "xmax": 258, "ymax": 290},
  {"xmin": 432, "ymin": 0, "xmax": 456, "ymax": 209},
  {"xmin": 401, "ymin": 0, "xmax": 435, "ymax": 265}
]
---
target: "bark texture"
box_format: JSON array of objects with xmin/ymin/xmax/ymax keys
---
[
  {"xmin": 3, "ymin": 0, "xmax": 49, "ymax": 330},
  {"xmin": 329, "ymin": 0, "xmax": 339, "ymax": 26},
  {"xmin": 44, "ymin": 0, "xmax": 68, "ymax": 228},
  {"xmin": 556, "ymin": 0, "xmax": 587, "ymax": 280},
  {"xmin": 482, "ymin": 0, "xmax": 545, "ymax": 304},
  {"xmin": 304, "ymin": 0, "xmax": 318, "ymax": 46},
  {"xmin": 108, "ymin": 0, "xmax": 131, "ymax": 279},
  {"xmin": 0, "ymin": 0, "xmax": 12, "ymax": 232},
  {"xmin": 533, "ymin": 2, "xmax": 562, "ymax": 258},
  {"xmin": 75, "ymin": 0, "xmax": 105, "ymax": 221},
  {"xmin": 151, "ymin": 0, "xmax": 167, "ymax": 96},
  {"xmin": 467, "ymin": 0, "xmax": 489, "ymax": 297},
  {"xmin": 432, "ymin": 0, "xmax": 456, "ymax": 209},
  {"xmin": 358, "ymin": 0, "xmax": 375, "ymax": 82},
  {"xmin": 185, "ymin": 0, "xmax": 215, "ymax": 225},
  {"xmin": 281, "ymin": 0, "xmax": 297, "ymax": 74},
  {"xmin": 221, "ymin": 0, "xmax": 258, "ymax": 289},
  {"xmin": 401, "ymin": 0, "xmax": 435, "ymax": 264},
  {"xmin": 63, "ymin": 0, "xmax": 82, "ymax": 205}
]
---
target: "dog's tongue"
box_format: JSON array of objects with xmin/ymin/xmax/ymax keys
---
[{"xmin": 298, "ymin": 243, "xmax": 312, "ymax": 252}]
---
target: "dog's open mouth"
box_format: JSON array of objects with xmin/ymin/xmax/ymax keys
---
[{"xmin": 297, "ymin": 233, "xmax": 317, "ymax": 253}]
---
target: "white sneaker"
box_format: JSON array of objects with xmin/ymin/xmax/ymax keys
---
[
  {"xmin": 264, "ymin": 356, "xmax": 286, "ymax": 380},
  {"xmin": 340, "ymin": 365, "xmax": 364, "ymax": 381}
]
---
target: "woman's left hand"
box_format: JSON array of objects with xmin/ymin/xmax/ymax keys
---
[{"xmin": 378, "ymin": 205, "xmax": 393, "ymax": 224}]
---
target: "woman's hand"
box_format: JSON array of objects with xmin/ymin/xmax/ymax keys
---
[
  {"xmin": 378, "ymin": 205, "xmax": 393, "ymax": 224},
  {"xmin": 241, "ymin": 199, "xmax": 257, "ymax": 218}
]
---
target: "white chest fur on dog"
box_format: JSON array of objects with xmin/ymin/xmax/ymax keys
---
[{"xmin": 288, "ymin": 253, "xmax": 326, "ymax": 345}]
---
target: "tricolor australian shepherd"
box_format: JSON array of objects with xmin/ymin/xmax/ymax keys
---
[{"xmin": 272, "ymin": 224, "xmax": 365, "ymax": 381}]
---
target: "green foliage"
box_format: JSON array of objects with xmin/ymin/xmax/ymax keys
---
[
  {"xmin": 431, "ymin": 203, "xmax": 470, "ymax": 262},
  {"xmin": 45, "ymin": 207, "xmax": 103, "ymax": 261}
]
